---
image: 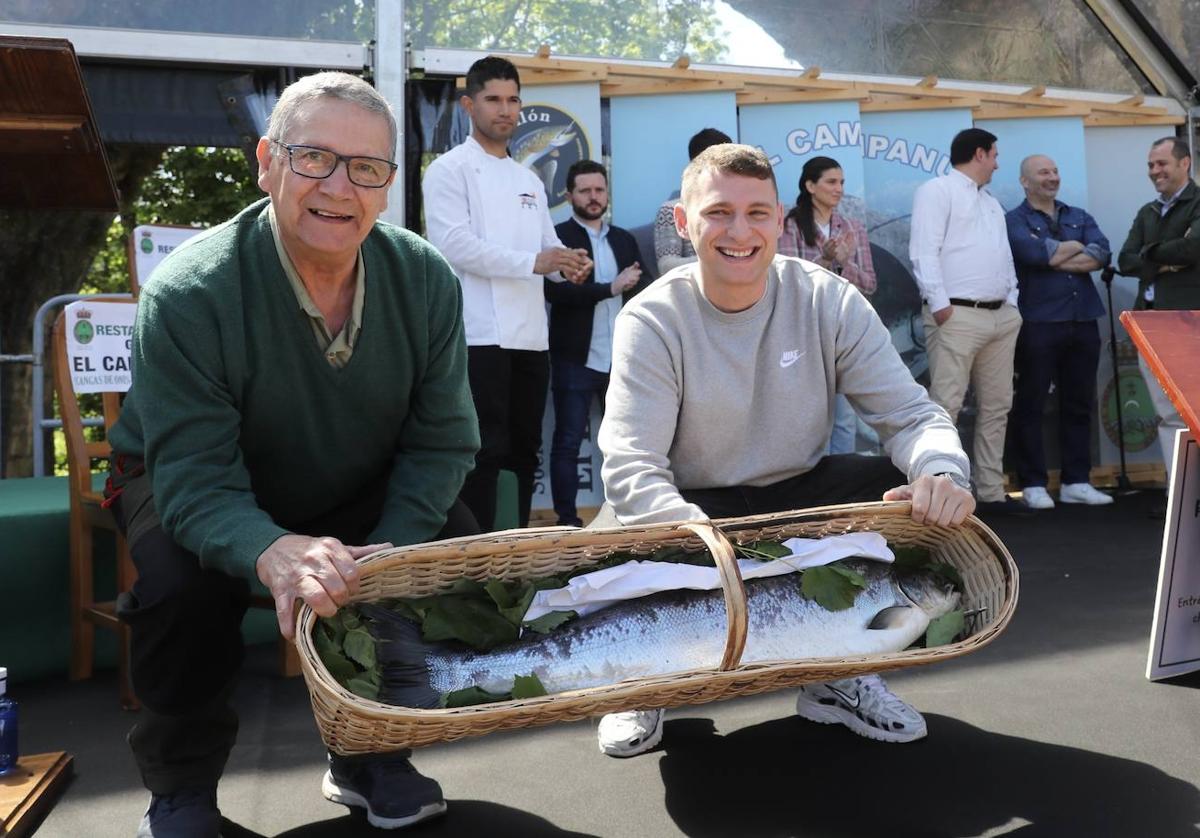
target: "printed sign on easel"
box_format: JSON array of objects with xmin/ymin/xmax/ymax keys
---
[
  {"xmin": 129, "ymin": 224, "xmax": 204, "ymax": 291},
  {"xmin": 1147, "ymin": 429, "xmax": 1200, "ymax": 680},
  {"xmin": 65, "ymin": 301, "xmax": 136, "ymax": 394}
]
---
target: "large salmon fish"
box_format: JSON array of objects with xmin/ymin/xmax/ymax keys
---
[{"xmin": 365, "ymin": 561, "xmax": 960, "ymax": 708}]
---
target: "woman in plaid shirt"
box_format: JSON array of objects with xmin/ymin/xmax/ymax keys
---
[
  {"xmin": 778, "ymin": 156, "xmax": 878, "ymax": 452},
  {"xmin": 778, "ymin": 156, "xmax": 877, "ymax": 295}
]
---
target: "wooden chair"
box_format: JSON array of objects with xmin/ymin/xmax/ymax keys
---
[
  {"xmin": 51, "ymin": 303, "xmax": 300, "ymax": 711},
  {"xmin": 51, "ymin": 300, "xmax": 139, "ymax": 708}
]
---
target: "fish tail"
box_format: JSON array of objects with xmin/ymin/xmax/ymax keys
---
[{"xmin": 359, "ymin": 602, "xmax": 442, "ymax": 709}]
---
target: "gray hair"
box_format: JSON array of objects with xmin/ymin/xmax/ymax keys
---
[{"xmin": 267, "ymin": 71, "xmax": 398, "ymax": 160}]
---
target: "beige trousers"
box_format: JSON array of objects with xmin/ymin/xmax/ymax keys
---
[
  {"xmin": 922, "ymin": 304, "xmax": 1022, "ymax": 502},
  {"xmin": 1138, "ymin": 353, "xmax": 1187, "ymax": 479}
]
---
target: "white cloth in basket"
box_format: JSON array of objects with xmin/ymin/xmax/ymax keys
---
[{"xmin": 523, "ymin": 532, "xmax": 893, "ymax": 622}]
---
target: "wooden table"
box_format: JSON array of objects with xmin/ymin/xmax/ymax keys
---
[
  {"xmin": 1121, "ymin": 309, "xmax": 1200, "ymax": 438},
  {"xmin": 0, "ymin": 752, "xmax": 73, "ymax": 837}
]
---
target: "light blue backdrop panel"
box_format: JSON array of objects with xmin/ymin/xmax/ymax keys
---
[
  {"xmin": 860, "ymin": 108, "xmax": 971, "ymax": 222},
  {"xmin": 738, "ymin": 100, "xmax": 865, "ymax": 212},
  {"xmin": 609, "ymin": 92, "xmax": 738, "ymax": 228},
  {"xmin": 974, "ymin": 117, "xmax": 1088, "ymax": 212}
]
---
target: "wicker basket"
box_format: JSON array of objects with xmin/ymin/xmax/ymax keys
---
[{"xmin": 296, "ymin": 501, "xmax": 1018, "ymax": 754}]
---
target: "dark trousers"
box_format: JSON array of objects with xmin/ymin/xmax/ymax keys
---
[
  {"xmin": 459, "ymin": 346, "xmax": 549, "ymax": 530},
  {"xmin": 549, "ymin": 360, "xmax": 608, "ymax": 526},
  {"xmin": 1010, "ymin": 319, "xmax": 1100, "ymax": 488},
  {"xmin": 590, "ymin": 455, "xmax": 906, "ymax": 527},
  {"xmin": 680, "ymin": 454, "xmax": 906, "ymax": 518},
  {"xmin": 113, "ymin": 489, "xmax": 478, "ymax": 795}
]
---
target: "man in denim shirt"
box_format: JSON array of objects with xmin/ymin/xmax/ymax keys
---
[{"xmin": 1005, "ymin": 154, "xmax": 1113, "ymax": 509}]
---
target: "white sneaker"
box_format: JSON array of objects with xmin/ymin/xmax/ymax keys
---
[
  {"xmin": 1021, "ymin": 486, "xmax": 1055, "ymax": 509},
  {"xmin": 1059, "ymin": 483, "xmax": 1114, "ymax": 505},
  {"xmin": 597, "ymin": 709, "xmax": 665, "ymax": 757},
  {"xmin": 795, "ymin": 675, "xmax": 927, "ymax": 743}
]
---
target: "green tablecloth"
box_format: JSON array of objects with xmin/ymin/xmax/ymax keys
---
[{"xmin": 0, "ymin": 475, "xmax": 276, "ymax": 684}]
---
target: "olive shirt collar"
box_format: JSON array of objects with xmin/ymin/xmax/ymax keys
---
[{"xmin": 266, "ymin": 203, "xmax": 365, "ymax": 369}]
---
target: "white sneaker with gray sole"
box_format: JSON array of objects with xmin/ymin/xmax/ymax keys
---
[
  {"xmin": 795, "ymin": 675, "xmax": 927, "ymax": 743},
  {"xmin": 597, "ymin": 708, "xmax": 665, "ymax": 757}
]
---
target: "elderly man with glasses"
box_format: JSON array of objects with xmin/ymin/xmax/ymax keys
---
[{"xmin": 104, "ymin": 72, "xmax": 480, "ymax": 835}]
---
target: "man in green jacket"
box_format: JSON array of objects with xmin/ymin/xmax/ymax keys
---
[
  {"xmin": 1118, "ymin": 136, "xmax": 1200, "ymax": 471},
  {"xmin": 106, "ymin": 72, "xmax": 479, "ymax": 835}
]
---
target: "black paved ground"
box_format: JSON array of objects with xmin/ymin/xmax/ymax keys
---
[{"xmin": 19, "ymin": 488, "xmax": 1200, "ymax": 837}]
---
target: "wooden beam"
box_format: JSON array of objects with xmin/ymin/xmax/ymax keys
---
[
  {"xmin": 1118, "ymin": 93, "xmax": 1145, "ymax": 106},
  {"xmin": 602, "ymin": 79, "xmax": 745, "ymax": 97},
  {"xmin": 737, "ymin": 88, "xmax": 869, "ymax": 105},
  {"xmin": 672, "ymin": 55, "xmax": 690, "ymax": 70},
  {"xmin": 520, "ymin": 69, "xmax": 609, "ymax": 85},
  {"xmin": 1020, "ymin": 85, "xmax": 1046, "ymax": 98},
  {"xmin": 535, "ymin": 43, "xmax": 551, "ymax": 59},
  {"xmin": 860, "ymin": 94, "xmax": 981, "ymax": 113},
  {"xmin": 801, "ymin": 66, "xmax": 821, "ymax": 79},
  {"xmin": 974, "ymin": 103, "xmax": 1093, "ymax": 120},
  {"xmin": 1085, "ymin": 112, "xmax": 1185, "ymax": 127},
  {"xmin": 917, "ymin": 75, "xmax": 938, "ymax": 88}
]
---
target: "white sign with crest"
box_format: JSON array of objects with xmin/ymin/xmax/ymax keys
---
[{"xmin": 65, "ymin": 301, "xmax": 137, "ymax": 394}]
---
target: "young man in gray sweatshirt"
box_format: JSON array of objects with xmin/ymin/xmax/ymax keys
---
[{"xmin": 594, "ymin": 143, "xmax": 976, "ymax": 757}]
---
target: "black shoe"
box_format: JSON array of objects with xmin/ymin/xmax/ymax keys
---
[
  {"xmin": 324, "ymin": 754, "xmax": 447, "ymax": 829},
  {"xmin": 136, "ymin": 787, "xmax": 220, "ymax": 837},
  {"xmin": 976, "ymin": 497, "xmax": 1035, "ymax": 517}
]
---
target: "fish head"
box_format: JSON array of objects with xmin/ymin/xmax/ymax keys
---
[{"xmin": 897, "ymin": 571, "xmax": 961, "ymax": 620}]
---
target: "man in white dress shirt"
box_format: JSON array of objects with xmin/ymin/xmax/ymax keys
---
[
  {"xmin": 910, "ymin": 128, "xmax": 1028, "ymax": 516},
  {"xmin": 423, "ymin": 56, "xmax": 592, "ymax": 530}
]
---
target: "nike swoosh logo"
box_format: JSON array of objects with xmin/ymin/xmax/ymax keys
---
[
  {"xmin": 779, "ymin": 349, "xmax": 805, "ymax": 368},
  {"xmin": 827, "ymin": 685, "xmax": 860, "ymax": 709}
]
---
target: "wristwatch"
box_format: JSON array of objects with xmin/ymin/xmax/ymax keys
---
[{"xmin": 935, "ymin": 471, "xmax": 972, "ymax": 492}]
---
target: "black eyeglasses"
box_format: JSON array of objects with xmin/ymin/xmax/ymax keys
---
[{"xmin": 271, "ymin": 140, "xmax": 396, "ymax": 188}]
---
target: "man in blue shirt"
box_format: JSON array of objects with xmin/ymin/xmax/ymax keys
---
[
  {"xmin": 545, "ymin": 160, "xmax": 647, "ymax": 526},
  {"xmin": 1005, "ymin": 154, "xmax": 1113, "ymax": 508}
]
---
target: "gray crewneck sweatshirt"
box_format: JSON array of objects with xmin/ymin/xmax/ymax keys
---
[{"xmin": 598, "ymin": 255, "xmax": 969, "ymax": 525}]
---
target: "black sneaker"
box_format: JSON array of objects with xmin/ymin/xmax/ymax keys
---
[
  {"xmin": 136, "ymin": 787, "xmax": 220, "ymax": 837},
  {"xmin": 975, "ymin": 497, "xmax": 1035, "ymax": 517},
  {"xmin": 324, "ymin": 754, "xmax": 447, "ymax": 829}
]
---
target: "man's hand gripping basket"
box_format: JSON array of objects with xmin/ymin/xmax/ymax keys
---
[{"xmin": 296, "ymin": 501, "xmax": 1018, "ymax": 754}]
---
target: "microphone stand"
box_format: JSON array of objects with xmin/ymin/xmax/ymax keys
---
[{"xmin": 1100, "ymin": 266, "xmax": 1136, "ymax": 493}]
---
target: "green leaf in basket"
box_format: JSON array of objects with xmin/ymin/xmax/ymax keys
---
[
  {"xmin": 313, "ymin": 626, "xmax": 357, "ymax": 683},
  {"xmin": 511, "ymin": 673, "xmax": 547, "ymax": 699},
  {"xmin": 485, "ymin": 579, "xmax": 539, "ymax": 627},
  {"xmin": 422, "ymin": 597, "xmax": 520, "ymax": 650},
  {"xmin": 801, "ymin": 563, "xmax": 868, "ymax": 611},
  {"xmin": 443, "ymin": 578, "xmax": 487, "ymax": 597},
  {"xmin": 345, "ymin": 675, "xmax": 381, "ymax": 702},
  {"xmin": 523, "ymin": 610, "xmax": 577, "ymax": 634},
  {"xmin": 924, "ymin": 610, "xmax": 965, "ymax": 648},
  {"xmin": 927, "ymin": 562, "xmax": 964, "ymax": 592},
  {"xmin": 343, "ymin": 627, "xmax": 377, "ymax": 670},
  {"xmin": 736, "ymin": 540, "xmax": 792, "ymax": 561},
  {"xmin": 387, "ymin": 598, "xmax": 426, "ymax": 623},
  {"xmin": 891, "ymin": 545, "xmax": 934, "ymax": 573},
  {"xmin": 441, "ymin": 686, "xmax": 513, "ymax": 708}
]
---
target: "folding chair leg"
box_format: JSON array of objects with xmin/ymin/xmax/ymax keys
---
[{"xmin": 116, "ymin": 533, "xmax": 140, "ymax": 710}]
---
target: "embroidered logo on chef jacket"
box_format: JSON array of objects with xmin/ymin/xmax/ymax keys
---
[
  {"xmin": 518, "ymin": 193, "xmax": 538, "ymax": 210},
  {"xmin": 510, "ymin": 103, "xmax": 591, "ymax": 214}
]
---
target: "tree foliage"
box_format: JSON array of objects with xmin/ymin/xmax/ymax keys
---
[
  {"xmin": 408, "ymin": 0, "xmax": 726, "ymax": 63},
  {"xmin": 86, "ymin": 147, "xmax": 260, "ymax": 295}
]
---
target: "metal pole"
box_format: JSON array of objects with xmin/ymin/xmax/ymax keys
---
[
  {"xmin": 375, "ymin": 0, "xmax": 406, "ymax": 228},
  {"xmin": 1100, "ymin": 267, "xmax": 1134, "ymax": 492},
  {"xmin": 30, "ymin": 292, "xmax": 133, "ymax": 477}
]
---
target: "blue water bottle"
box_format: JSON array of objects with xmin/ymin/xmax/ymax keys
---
[{"xmin": 0, "ymin": 667, "xmax": 17, "ymax": 776}]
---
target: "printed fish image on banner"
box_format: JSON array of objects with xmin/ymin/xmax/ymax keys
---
[{"xmin": 511, "ymin": 104, "xmax": 590, "ymax": 213}]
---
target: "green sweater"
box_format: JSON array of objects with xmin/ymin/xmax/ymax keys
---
[
  {"xmin": 1118, "ymin": 181, "xmax": 1200, "ymax": 311},
  {"xmin": 109, "ymin": 198, "xmax": 480, "ymax": 582}
]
